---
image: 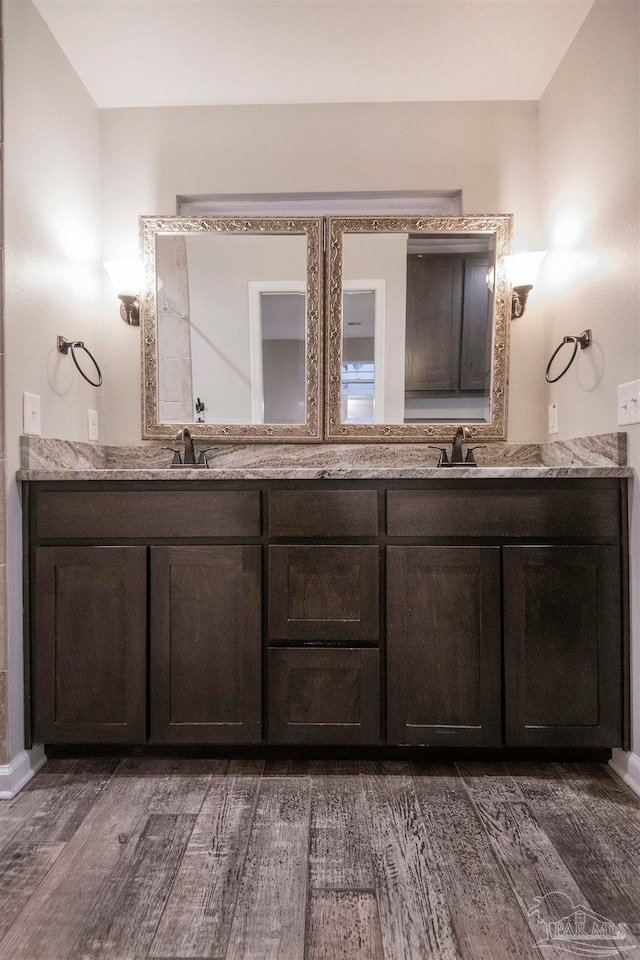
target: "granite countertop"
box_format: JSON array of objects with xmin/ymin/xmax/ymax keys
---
[
  {"xmin": 15, "ymin": 465, "xmax": 634, "ymax": 481},
  {"xmin": 16, "ymin": 432, "xmax": 633, "ymax": 481}
]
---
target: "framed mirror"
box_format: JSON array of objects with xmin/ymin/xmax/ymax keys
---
[
  {"xmin": 140, "ymin": 216, "xmax": 323, "ymax": 441},
  {"xmin": 325, "ymin": 215, "xmax": 513, "ymax": 441}
]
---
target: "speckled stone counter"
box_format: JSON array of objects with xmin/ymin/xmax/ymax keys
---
[{"xmin": 17, "ymin": 432, "xmax": 632, "ymax": 481}]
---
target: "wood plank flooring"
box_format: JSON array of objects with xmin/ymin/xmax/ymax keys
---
[{"xmin": 0, "ymin": 759, "xmax": 638, "ymax": 960}]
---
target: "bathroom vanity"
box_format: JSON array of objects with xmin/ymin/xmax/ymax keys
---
[
  {"xmin": 22, "ymin": 466, "xmax": 630, "ymax": 752},
  {"xmin": 18, "ymin": 209, "xmax": 632, "ymax": 756}
]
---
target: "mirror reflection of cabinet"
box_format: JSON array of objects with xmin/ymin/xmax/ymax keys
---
[
  {"xmin": 326, "ymin": 215, "xmax": 512, "ymax": 442},
  {"xmin": 404, "ymin": 247, "xmax": 492, "ymax": 420}
]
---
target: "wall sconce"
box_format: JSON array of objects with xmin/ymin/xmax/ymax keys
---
[
  {"xmin": 103, "ymin": 261, "xmax": 142, "ymax": 325},
  {"xmin": 504, "ymin": 252, "xmax": 546, "ymax": 319}
]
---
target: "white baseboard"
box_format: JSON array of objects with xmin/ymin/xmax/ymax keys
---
[
  {"xmin": 0, "ymin": 746, "xmax": 47, "ymax": 799},
  {"xmin": 609, "ymin": 749, "xmax": 640, "ymax": 799}
]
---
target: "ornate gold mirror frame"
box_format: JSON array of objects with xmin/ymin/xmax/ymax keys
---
[
  {"xmin": 140, "ymin": 216, "xmax": 323, "ymax": 441},
  {"xmin": 325, "ymin": 215, "xmax": 513, "ymax": 442}
]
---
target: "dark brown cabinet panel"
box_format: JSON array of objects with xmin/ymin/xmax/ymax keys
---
[
  {"xmin": 404, "ymin": 253, "xmax": 491, "ymax": 397},
  {"xmin": 387, "ymin": 546, "xmax": 502, "ymax": 746},
  {"xmin": 33, "ymin": 546, "xmax": 147, "ymax": 742},
  {"xmin": 460, "ymin": 258, "xmax": 492, "ymax": 391},
  {"xmin": 268, "ymin": 489, "xmax": 378, "ymax": 537},
  {"xmin": 405, "ymin": 255, "xmax": 463, "ymax": 393},
  {"xmin": 387, "ymin": 484, "xmax": 621, "ymax": 539},
  {"xmin": 150, "ymin": 546, "xmax": 262, "ymax": 743},
  {"xmin": 503, "ymin": 546, "xmax": 623, "ymax": 747},
  {"xmin": 37, "ymin": 489, "xmax": 261, "ymax": 539},
  {"xmin": 269, "ymin": 545, "xmax": 379, "ymax": 643},
  {"xmin": 268, "ymin": 648, "xmax": 380, "ymax": 744}
]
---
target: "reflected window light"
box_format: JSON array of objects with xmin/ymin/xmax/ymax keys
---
[{"xmin": 341, "ymin": 361, "xmax": 375, "ymax": 423}]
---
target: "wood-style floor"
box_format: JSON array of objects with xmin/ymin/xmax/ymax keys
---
[{"xmin": 0, "ymin": 759, "xmax": 639, "ymax": 960}]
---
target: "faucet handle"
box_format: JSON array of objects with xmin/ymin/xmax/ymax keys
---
[
  {"xmin": 197, "ymin": 447, "xmax": 215, "ymax": 467},
  {"xmin": 437, "ymin": 448, "xmax": 450, "ymax": 466},
  {"xmin": 162, "ymin": 446, "xmax": 182, "ymax": 465},
  {"xmin": 465, "ymin": 445, "xmax": 487, "ymax": 465}
]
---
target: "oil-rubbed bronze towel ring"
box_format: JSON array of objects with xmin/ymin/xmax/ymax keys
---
[
  {"xmin": 57, "ymin": 336, "xmax": 103, "ymax": 387},
  {"xmin": 545, "ymin": 329, "xmax": 591, "ymax": 383}
]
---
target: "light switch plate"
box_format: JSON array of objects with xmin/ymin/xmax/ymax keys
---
[
  {"xmin": 23, "ymin": 392, "xmax": 42, "ymax": 436},
  {"xmin": 548, "ymin": 402, "xmax": 559, "ymax": 435},
  {"xmin": 87, "ymin": 409, "xmax": 99, "ymax": 441},
  {"xmin": 618, "ymin": 380, "xmax": 640, "ymax": 425}
]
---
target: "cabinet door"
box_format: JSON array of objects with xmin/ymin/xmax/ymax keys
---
[
  {"xmin": 33, "ymin": 546, "xmax": 147, "ymax": 743},
  {"xmin": 387, "ymin": 546, "xmax": 501, "ymax": 746},
  {"xmin": 504, "ymin": 546, "xmax": 623, "ymax": 747},
  {"xmin": 268, "ymin": 648, "xmax": 380, "ymax": 744},
  {"xmin": 404, "ymin": 255, "xmax": 463, "ymax": 393},
  {"xmin": 460, "ymin": 255, "xmax": 492, "ymax": 392},
  {"xmin": 269, "ymin": 545, "xmax": 378, "ymax": 643},
  {"xmin": 150, "ymin": 546, "xmax": 262, "ymax": 743}
]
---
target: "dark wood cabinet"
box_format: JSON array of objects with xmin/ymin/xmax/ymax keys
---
[
  {"xmin": 387, "ymin": 546, "xmax": 501, "ymax": 746},
  {"xmin": 269, "ymin": 545, "xmax": 379, "ymax": 643},
  {"xmin": 25, "ymin": 478, "xmax": 628, "ymax": 752},
  {"xmin": 150, "ymin": 546, "xmax": 262, "ymax": 743},
  {"xmin": 33, "ymin": 546, "xmax": 147, "ymax": 743},
  {"xmin": 405, "ymin": 255, "xmax": 463, "ymax": 394},
  {"xmin": 404, "ymin": 253, "xmax": 491, "ymax": 397},
  {"xmin": 460, "ymin": 258, "xmax": 492, "ymax": 391},
  {"xmin": 503, "ymin": 546, "xmax": 623, "ymax": 747},
  {"xmin": 268, "ymin": 648, "xmax": 380, "ymax": 744}
]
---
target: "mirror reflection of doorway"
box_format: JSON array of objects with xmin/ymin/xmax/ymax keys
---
[
  {"xmin": 341, "ymin": 280, "xmax": 386, "ymax": 424},
  {"xmin": 248, "ymin": 282, "xmax": 306, "ymax": 424}
]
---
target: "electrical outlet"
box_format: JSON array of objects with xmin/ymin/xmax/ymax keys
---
[
  {"xmin": 23, "ymin": 392, "xmax": 42, "ymax": 436},
  {"xmin": 548, "ymin": 402, "xmax": 559, "ymax": 435},
  {"xmin": 618, "ymin": 380, "xmax": 640, "ymax": 425},
  {"xmin": 87, "ymin": 409, "xmax": 99, "ymax": 441}
]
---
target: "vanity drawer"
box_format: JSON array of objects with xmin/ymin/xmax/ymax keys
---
[
  {"xmin": 386, "ymin": 485, "xmax": 621, "ymax": 539},
  {"xmin": 268, "ymin": 489, "xmax": 378, "ymax": 537},
  {"xmin": 268, "ymin": 647, "xmax": 380, "ymax": 744},
  {"xmin": 269, "ymin": 545, "xmax": 379, "ymax": 642},
  {"xmin": 36, "ymin": 490, "xmax": 261, "ymax": 539}
]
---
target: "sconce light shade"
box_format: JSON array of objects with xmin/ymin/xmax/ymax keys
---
[
  {"xmin": 504, "ymin": 252, "xmax": 546, "ymax": 288},
  {"xmin": 103, "ymin": 260, "xmax": 143, "ymax": 325},
  {"xmin": 504, "ymin": 251, "xmax": 546, "ymax": 319}
]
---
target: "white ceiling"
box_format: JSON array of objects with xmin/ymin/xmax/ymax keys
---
[{"xmin": 33, "ymin": 0, "xmax": 594, "ymax": 109}]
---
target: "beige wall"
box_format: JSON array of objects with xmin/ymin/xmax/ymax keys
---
[
  {"xmin": 99, "ymin": 100, "xmax": 544, "ymax": 444},
  {"xmin": 3, "ymin": 0, "xmax": 103, "ymax": 759},
  {"xmin": 185, "ymin": 234, "xmax": 307, "ymax": 423},
  {"xmin": 539, "ymin": 1, "xmax": 640, "ymax": 753}
]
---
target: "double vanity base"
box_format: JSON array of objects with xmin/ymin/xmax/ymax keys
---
[{"xmin": 23, "ymin": 477, "xmax": 630, "ymax": 753}]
